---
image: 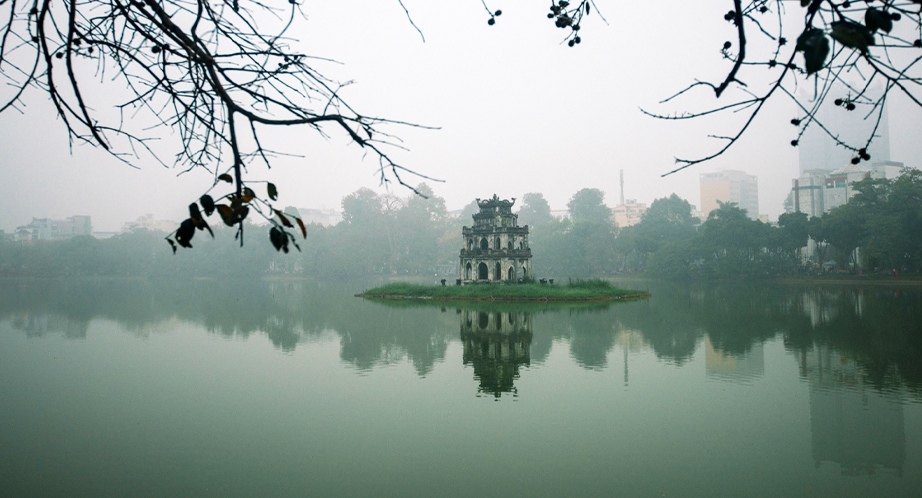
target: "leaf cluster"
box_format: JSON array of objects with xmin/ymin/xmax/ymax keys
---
[{"xmin": 166, "ymin": 175, "xmax": 305, "ymax": 254}]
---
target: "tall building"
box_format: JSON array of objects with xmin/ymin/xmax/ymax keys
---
[
  {"xmin": 788, "ymin": 161, "xmax": 904, "ymax": 217},
  {"xmin": 699, "ymin": 170, "xmax": 759, "ymax": 220},
  {"xmin": 798, "ymin": 83, "xmax": 890, "ymax": 175},
  {"xmin": 802, "ymin": 344, "xmax": 905, "ymax": 475}
]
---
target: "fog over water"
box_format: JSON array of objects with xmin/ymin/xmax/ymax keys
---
[{"xmin": 3, "ymin": 2, "xmax": 922, "ymax": 232}]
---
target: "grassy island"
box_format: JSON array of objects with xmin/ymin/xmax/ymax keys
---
[{"xmin": 355, "ymin": 279, "xmax": 650, "ymax": 302}]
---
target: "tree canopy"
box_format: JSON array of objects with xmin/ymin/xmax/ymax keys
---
[{"xmin": 517, "ymin": 193, "xmax": 554, "ymax": 227}]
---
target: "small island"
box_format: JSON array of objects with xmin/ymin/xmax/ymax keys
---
[
  {"xmin": 355, "ymin": 279, "xmax": 651, "ymax": 302},
  {"xmin": 356, "ymin": 195, "xmax": 649, "ymax": 302}
]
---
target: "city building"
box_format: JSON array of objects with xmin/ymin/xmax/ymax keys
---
[
  {"xmin": 460, "ymin": 195, "xmax": 532, "ymax": 283},
  {"xmin": 284, "ymin": 206, "xmax": 342, "ymax": 227},
  {"xmin": 788, "ymin": 161, "xmax": 904, "ymax": 217},
  {"xmin": 15, "ymin": 216, "xmax": 92, "ymax": 243},
  {"xmin": 549, "ymin": 209, "xmax": 570, "ymax": 220},
  {"xmin": 699, "ymin": 170, "xmax": 759, "ymax": 220},
  {"xmin": 123, "ymin": 214, "xmax": 177, "ymax": 233},
  {"xmin": 611, "ymin": 199, "xmax": 647, "ymax": 228}
]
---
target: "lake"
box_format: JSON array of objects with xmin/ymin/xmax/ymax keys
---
[{"xmin": 1, "ymin": 278, "xmax": 920, "ymax": 497}]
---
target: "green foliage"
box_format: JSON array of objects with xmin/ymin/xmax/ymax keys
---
[
  {"xmin": 565, "ymin": 277, "xmax": 615, "ymax": 289},
  {"xmin": 567, "ymin": 188, "xmax": 611, "ymax": 224},
  {"xmin": 517, "ymin": 193, "xmax": 554, "ymax": 227}
]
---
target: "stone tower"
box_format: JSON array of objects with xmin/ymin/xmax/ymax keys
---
[{"xmin": 460, "ymin": 194, "xmax": 532, "ymax": 283}]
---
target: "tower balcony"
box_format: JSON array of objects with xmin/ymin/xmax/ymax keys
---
[{"xmin": 460, "ymin": 248, "xmax": 532, "ymax": 258}]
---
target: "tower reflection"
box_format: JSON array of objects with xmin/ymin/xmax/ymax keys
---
[
  {"xmin": 801, "ymin": 344, "xmax": 905, "ymax": 476},
  {"xmin": 460, "ymin": 310, "xmax": 532, "ymax": 398}
]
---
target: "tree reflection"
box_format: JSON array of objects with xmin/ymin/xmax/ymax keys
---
[{"xmin": 2, "ymin": 278, "xmax": 921, "ymax": 403}]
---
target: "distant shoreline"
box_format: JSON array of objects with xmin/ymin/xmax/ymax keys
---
[{"xmin": 771, "ymin": 275, "xmax": 922, "ymax": 286}]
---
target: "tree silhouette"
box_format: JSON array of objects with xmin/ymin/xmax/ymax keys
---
[
  {"xmin": 0, "ymin": 0, "xmax": 609, "ymax": 251},
  {"xmin": 646, "ymin": 1, "xmax": 922, "ymax": 175}
]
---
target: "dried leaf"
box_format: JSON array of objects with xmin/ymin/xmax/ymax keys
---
[
  {"xmin": 276, "ymin": 210, "xmax": 293, "ymax": 228},
  {"xmin": 189, "ymin": 203, "xmax": 204, "ymax": 225},
  {"xmin": 175, "ymin": 219, "xmax": 196, "ymax": 248},
  {"xmin": 166, "ymin": 238, "xmax": 177, "ymax": 254},
  {"xmin": 218, "ymin": 173, "xmax": 233, "ymax": 183},
  {"xmin": 200, "ymin": 195, "xmax": 216, "ymax": 216},
  {"xmin": 795, "ymin": 28, "xmax": 829, "ymax": 75},
  {"xmin": 830, "ymin": 20, "xmax": 874, "ymax": 53},
  {"xmin": 269, "ymin": 226, "xmax": 285, "ymax": 252},
  {"xmin": 216, "ymin": 204, "xmax": 235, "ymax": 226},
  {"xmin": 295, "ymin": 217, "xmax": 307, "ymax": 239},
  {"xmin": 242, "ymin": 187, "xmax": 255, "ymax": 203},
  {"xmin": 267, "ymin": 182, "xmax": 278, "ymax": 201}
]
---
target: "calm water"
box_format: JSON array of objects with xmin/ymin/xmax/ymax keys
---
[{"xmin": 1, "ymin": 278, "xmax": 920, "ymax": 497}]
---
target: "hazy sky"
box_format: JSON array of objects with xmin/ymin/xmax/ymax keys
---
[{"xmin": 2, "ymin": 1, "xmax": 921, "ymax": 232}]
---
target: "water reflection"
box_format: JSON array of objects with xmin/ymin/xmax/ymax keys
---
[
  {"xmin": 704, "ymin": 337, "xmax": 764, "ymax": 383},
  {"xmin": 10, "ymin": 313, "xmax": 89, "ymax": 339},
  {"xmin": 802, "ymin": 344, "xmax": 906, "ymax": 476},
  {"xmin": 2, "ymin": 278, "xmax": 921, "ymax": 402},
  {"xmin": 460, "ymin": 310, "xmax": 532, "ymax": 398}
]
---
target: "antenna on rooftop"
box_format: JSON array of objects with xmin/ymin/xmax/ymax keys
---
[{"xmin": 619, "ymin": 169, "xmax": 625, "ymax": 206}]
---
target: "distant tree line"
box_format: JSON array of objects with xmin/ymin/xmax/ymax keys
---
[
  {"xmin": 2, "ymin": 170, "xmax": 921, "ymax": 279},
  {"xmin": 514, "ymin": 169, "xmax": 922, "ymax": 279},
  {"xmin": 636, "ymin": 169, "xmax": 922, "ymax": 279}
]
